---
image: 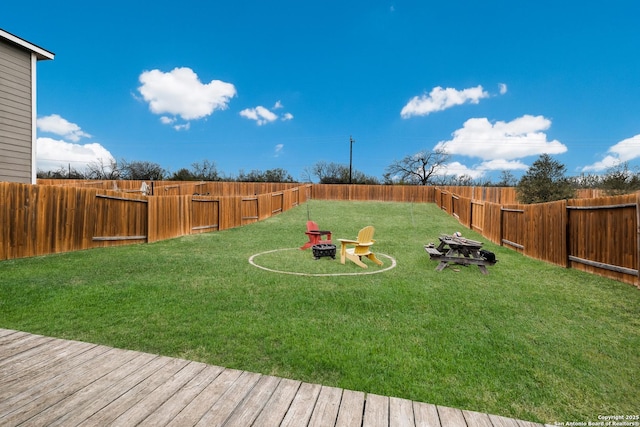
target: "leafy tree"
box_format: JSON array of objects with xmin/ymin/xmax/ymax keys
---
[
  {"xmin": 600, "ymin": 162, "xmax": 640, "ymax": 195},
  {"xmin": 516, "ymin": 154, "xmax": 575, "ymax": 203},
  {"xmin": 384, "ymin": 148, "xmax": 450, "ymax": 185}
]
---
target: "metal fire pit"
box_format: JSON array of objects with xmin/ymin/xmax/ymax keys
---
[{"xmin": 312, "ymin": 244, "xmax": 336, "ymax": 260}]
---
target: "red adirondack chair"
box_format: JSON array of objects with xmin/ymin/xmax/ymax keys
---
[{"xmin": 300, "ymin": 220, "xmax": 332, "ymax": 250}]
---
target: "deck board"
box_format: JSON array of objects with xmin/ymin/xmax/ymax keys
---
[
  {"xmin": 390, "ymin": 396, "xmax": 415, "ymax": 427},
  {"xmin": 0, "ymin": 329, "xmax": 548, "ymax": 426},
  {"xmin": 137, "ymin": 364, "xmax": 224, "ymax": 426}
]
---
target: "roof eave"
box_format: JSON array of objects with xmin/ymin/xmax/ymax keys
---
[{"xmin": 0, "ymin": 28, "xmax": 55, "ymax": 60}]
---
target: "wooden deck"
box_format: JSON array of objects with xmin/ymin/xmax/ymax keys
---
[{"xmin": 0, "ymin": 328, "xmax": 548, "ymax": 426}]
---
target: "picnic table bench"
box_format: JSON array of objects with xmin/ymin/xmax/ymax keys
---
[{"xmin": 425, "ymin": 234, "xmax": 497, "ymax": 274}]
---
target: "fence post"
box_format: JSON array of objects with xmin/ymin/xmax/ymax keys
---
[
  {"xmin": 499, "ymin": 205, "xmax": 504, "ymax": 247},
  {"xmin": 564, "ymin": 199, "xmax": 571, "ymax": 268},
  {"xmin": 637, "ymin": 192, "xmax": 640, "ymax": 288}
]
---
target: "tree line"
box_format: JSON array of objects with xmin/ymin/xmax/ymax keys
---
[{"xmin": 38, "ymin": 151, "xmax": 640, "ymax": 203}]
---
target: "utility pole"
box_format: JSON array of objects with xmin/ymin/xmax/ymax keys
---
[{"xmin": 349, "ymin": 135, "xmax": 355, "ymax": 184}]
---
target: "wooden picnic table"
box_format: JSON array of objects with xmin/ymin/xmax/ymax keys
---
[{"xmin": 424, "ymin": 235, "xmax": 497, "ymax": 274}]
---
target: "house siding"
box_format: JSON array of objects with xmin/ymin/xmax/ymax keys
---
[{"xmin": 0, "ymin": 41, "xmax": 33, "ymax": 184}]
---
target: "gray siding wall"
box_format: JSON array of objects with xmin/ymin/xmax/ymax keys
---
[{"xmin": 0, "ymin": 41, "xmax": 33, "ymax": 184}]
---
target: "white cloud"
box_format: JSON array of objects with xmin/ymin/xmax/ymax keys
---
[
  {"xmin": 240, "ymin": 104, "xmax": 294, "ymax": 125},
  {"xmin": 434, "ymin": 115, "xmax": 567, "ymax": 161},
  {"xmin": 437, "ymin": 161, "xmax": 485, "ymax": 179},
  {"xmin": 37, "ymin": 114, "xmax": 91, "ymax": 142},
  {"xmin": 581, "ymin": 155, "xmax": 621, "ymax": 172},
  {"xmin": 608, "ymin": 134, "xmax": 640, "ymax": 162},
  {"xmin": 138, "ymin": 67, "xmax": 236, "ymax": 121},
  {"xmin": 477, "ymin": 159, "xmax": 528, "ymax": 171},
  {"xmin": 274, "ymin": 144, "xmax": 284, "ymax": 157},
  {"xmin": 36, "ymin": 137, "xmax": 114, "ymax": 172},
  {"xmin": 401, "ymin": 85, "xmax": 489, "ymax": 118},
  {"xmin": 437, "ymin": 159, "xmax": 527, "ymax": 179},
  {"xmin": 581, "ymin": 134, "xmax": 640, "ymax": 172},
  {"xmin": 240, "ymin": 106, "xmax": 278, "ymax": 125},
  {"xmin": 173, "ymin": 123, "xmax": 191, "ymax": 131},
  {"xmin": 499, "ymin": 83, "xmax": 508, "ymax": 95}
]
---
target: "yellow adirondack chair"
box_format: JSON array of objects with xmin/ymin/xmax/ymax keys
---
[{"xmin": 338, "ymin": 225, "xmax": 383, "ymax": 269}]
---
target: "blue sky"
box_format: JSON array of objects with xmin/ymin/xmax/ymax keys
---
[{"xmin": 4, "ymin": 1, "xmax": 640, "ymax": 182}]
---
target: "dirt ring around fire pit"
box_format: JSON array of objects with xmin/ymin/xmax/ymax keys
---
[{"xmin": 249, "ymin": 248, "xmax": 397, "ymax": 277}]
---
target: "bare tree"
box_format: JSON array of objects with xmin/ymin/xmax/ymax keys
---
[
  {"xmin": 384, "ymin": 148, "xmax": 450, "ymax": 185},
  {"xmin": 120, "ymin": 159, "xmax": 166, "ymax": 180},
  {"xmin": 85, "ymin": 158, "xmax": 121, "ymax": 180},
  {"xmin": 309, "ymin": 161, "xmax": 379, "ymax": 184},
  {"xmin": 600, "ymin": 162, "xmax": 640, "ymax": 195},
  {"xmin": 496, "ymin": 170, "xmax": 518, "ymax": 187},
  {"xmin": 191, "ymin": 160, "xmax": 222, "ymax": 181}
]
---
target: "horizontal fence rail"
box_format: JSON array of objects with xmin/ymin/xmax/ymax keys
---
[{"xmin": 2, "ymin": 180, "xmax": 638, "ymax": 288}]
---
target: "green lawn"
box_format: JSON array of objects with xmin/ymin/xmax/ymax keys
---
[{"xmin": 1, "ymin": 200, "xmax": 638, "ymax": 423}]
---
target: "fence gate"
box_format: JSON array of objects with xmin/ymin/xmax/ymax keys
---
[
  {"xmin": 500, "ymin": 207, "xmax": 525, "ymax": 252},
  {"xmin": 241, "ymin": 197, "xmax": 259, "ymax": 224},
  {"xmin": 92, "ymin": 194, "xmax": 148, "ymax": 244},
  {"xmin": 567, "ymin": 201, "xmax": 638, "ymax": 279},
  {"xmin": 191, "ymin": 198, "xmax": 219, "ymax": 232}
]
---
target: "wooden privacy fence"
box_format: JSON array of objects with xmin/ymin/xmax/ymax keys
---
[
  {"xmin": 310, "ymin": 184, "xmax": 436, "ymax": 202},
  {"xmin": 3, "ymin": 180, "xmax": 639, "ymax": 287},
  {"xmin": 0, "ymin": 182, "xmax": 308, "ymax": 260},
  {"xmin": 436, "ymin": 188, "xmax": 640, "ymax": 288}
]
